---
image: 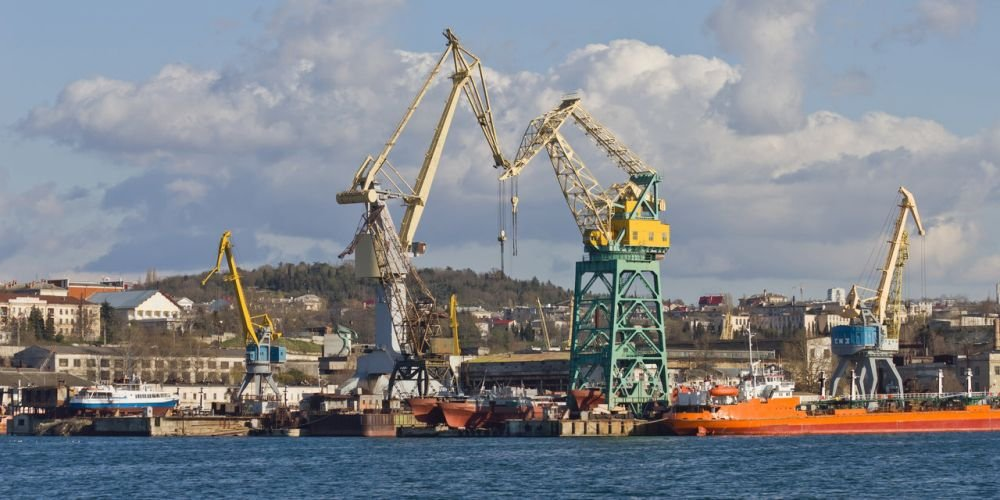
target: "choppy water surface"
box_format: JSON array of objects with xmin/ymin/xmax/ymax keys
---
[{"xmin": 2, "ymin": 433, "xmax": 998, "ymax": 498}]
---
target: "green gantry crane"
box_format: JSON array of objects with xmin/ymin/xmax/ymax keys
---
[{"xmin": 500, "ymin": 97, "xmax": 671, "ymax": 416}]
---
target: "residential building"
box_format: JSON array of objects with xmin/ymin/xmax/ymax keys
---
[
  {"xmin": 698, "ymin": 295, "xmax": 725, "ymax": 312},
  {"xmin": 739, "ymin": 292, "xmax": 788, "ymax": 308},
  {"xmin": 908, "ymin": 301, "xmax": 933, "ymax": 318},
  {"xmin": 826, "ymin": 288, "xmax": 846, "ymax": 306},
  {"xmin": 749, "ymin": 304, "xmax": 816, "ymax": 335},
  {"xmin": 0, "ymin": 293, "xmax": 101, "ymax": 340},
  {"xmin": 293, "ymin": 294, "xmax": 323, "ymax": 311}
]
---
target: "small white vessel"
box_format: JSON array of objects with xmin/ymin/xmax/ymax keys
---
[{"xmin": 69, "ymin": 377, "xmax": 178, "ymax": 415}]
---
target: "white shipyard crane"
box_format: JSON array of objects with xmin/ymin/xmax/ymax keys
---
[
  {"xmin": 830, "ymin": 186, "xmax": 925, "ymax": 398},
  {"xmin": 336, "ymin": 29, "xmax": 507, "ymax": 399}
]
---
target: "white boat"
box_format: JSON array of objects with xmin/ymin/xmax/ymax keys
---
[{"xmin": 69, "ymin": 378, "xmax": 178, "ymax": 415}]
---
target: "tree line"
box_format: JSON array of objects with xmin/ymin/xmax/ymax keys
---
[{"xmin": 149, "ymin": 262, "xmax": 571, "ymax": 313}]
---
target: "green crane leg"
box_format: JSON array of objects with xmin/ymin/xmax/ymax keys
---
[{"xmin": 569, "ymin": 254, "xmax": 668, "ymax": 417}]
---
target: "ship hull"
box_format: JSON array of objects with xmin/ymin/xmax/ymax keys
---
[
  {"xmin": 439, "ymin": 399, "xmax": 540, "ymax": 429},
  {"xmin": 570, "ymin": 388, "xmax": 605, "ymax": 412},
  {"xmin": 407, "ymin": 397, "xmax": 444, "ymax": 425},
  {"xmin": 666, "ymin": 399, "xmax": 1000, "ymax": 436},
  {"xmin": 69, "ymin": 401, "xmax": 175, "ymax": 416},
  {"xmin": 438, "ymin": 400, "xmax": 490, "ymax": 429},
  {"xmin": 69, "ymin": 401, "xmax": 178, "ymax": 410},
  {"xmin": 488, "ymin": 401, "xmax": 533, "ymax": 425}
]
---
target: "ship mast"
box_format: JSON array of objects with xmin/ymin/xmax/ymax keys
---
[{"xmin": 747, "ymin": 328, "xmax": 758, "ymax": 394}]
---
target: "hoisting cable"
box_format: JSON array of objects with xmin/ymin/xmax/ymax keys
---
[
  {"xmin": 921, "ymin": 236, "xmax": 927, "ymax": 301},
  {"xmin": 497, "ymin": 178, "xmax": 506, "ymax": 275},
  {"xmin": 512, "ymin": 176, "xmax": 519, "ymax": 257}
]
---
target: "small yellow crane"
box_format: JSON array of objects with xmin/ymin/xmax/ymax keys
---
[
  {"xmin": 536, "ymin": 298, "xmax": 552, "ymax": 351},
  {"xmin": 202, "ymin": 230, "xmax": 286, "ymax": 402},
  {"xmin": 450, "ymin": 294, "xmax": 460, "ymax": 356}
]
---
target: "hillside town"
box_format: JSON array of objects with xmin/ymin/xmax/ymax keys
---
[{"xmin": 2, "ymin": 271, "xmax": 1000, "ymax": 422}]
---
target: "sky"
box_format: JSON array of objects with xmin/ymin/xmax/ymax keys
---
[{"xmin": 2, "ymin": 0, "xmax": 999, "ymax": 303}]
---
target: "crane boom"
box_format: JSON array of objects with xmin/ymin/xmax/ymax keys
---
[
  {"xmin": 201, "ymin": 230, "xmax": 281, "ymax": 346},
  {"xmin": 872, "ymin": 186, "xmax": 925, "ymax": 324},
  {"xmin": 337, "ymin": 28, "xmax": 508, "ymax": 251},
  {"xmin": 500, "ymin": 97, "xmax": 668, "ymax": 254},
  {"xmin": 536, "ymin": 297, "xmax": 552, "ymax": 351},
  {"xmin": 450, "ymin": 294, "xmax": 460, "ymax": 356}
]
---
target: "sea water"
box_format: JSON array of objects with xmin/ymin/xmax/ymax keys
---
[{"xmin": 2, "ymin": 433, "xmax": 998, "ymax": 498}]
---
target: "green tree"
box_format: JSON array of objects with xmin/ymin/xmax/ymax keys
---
[
  {"xmin": 28, "ymin": 307, "xmax": 46, "ymax": 340},
  {"xmin": 275, "ymin": 367, "xmax": 315, "ymax": 385},
  {"xmin": 44, "ymin": 314, "xmax": 56, "ymax": 339},
  {"xmin": 100, "ymin": 302, "xmax": 117, "ymax": 344},
  {"xmin": 487, "ymin": 327, "xmax": 513, "ymax": 353}
]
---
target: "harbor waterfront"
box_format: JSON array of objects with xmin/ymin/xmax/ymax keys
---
[
  {"xmin": 5, "ymin": 4, "xmax": 1000, "ymax": 499},
  {"xmin": 2, "ymin": 433, "xmax": 999, "ymax": 498}
]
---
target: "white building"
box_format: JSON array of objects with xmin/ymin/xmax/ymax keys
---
[
  {"xmin": 293, "ymin": 294, "xmax": 323, "ymax": 312},
  {"xmin": 89, "ymin": 290, "xmax": 183, "ymax": 331},
  {"xmin": 908, "ymin": 301, "xmax": 933, "ymax": 318},
  {"xmin": 827, "ymin": 288, "xmax": 846, "ymax": 306}
]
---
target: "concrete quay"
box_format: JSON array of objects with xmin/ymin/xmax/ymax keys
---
[{"xmin": 92, "ymin": 416, "xmax": 254, "ymax": 436}]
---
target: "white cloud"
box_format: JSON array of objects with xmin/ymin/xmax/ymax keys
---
[
  {"xmin": 166, "ymin": 179, "xmax": 209, "ymax": 204},
  {"xmin": 877, "ymin": 0, "xmax": 978, "ymax": 47},
  {"xmin": 0, "ymin": 182, "xmax": 115, "ymax": 280},
  {"xmin": 921, "ymin": 217, "xmax": 976, "ymax": 276},
  {"xmin": 10, "ymin": 0, "xmax": 1000, "ymax": 301},
  {"xmin": 830, "ymin": 68, "xmax": 874, "ymax": 97},
  {"xmin": 705, "ymin": 0, "xmax": 821, "ymax": 134},
  {"xmin": 254, "ymin": 230, "xmax": 345, "ymax": 264}
]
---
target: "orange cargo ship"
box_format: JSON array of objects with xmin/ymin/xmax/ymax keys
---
[
  {"xmin": 664, "ymin": 364, "xmax": 1000, "ymax": 436},
  {"xmin": 665, "ymin": 393, "xmax": 1000, "ymax": 436}
]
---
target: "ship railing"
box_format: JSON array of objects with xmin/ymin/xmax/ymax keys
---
[{"xmin": 816, "ymin": 391, "xmax": 991, "ymax": 403}]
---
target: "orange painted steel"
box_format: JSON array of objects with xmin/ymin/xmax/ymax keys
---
[{"xmin": 665, "ymin": 397, "xmax": 1000, "ymax": 436}]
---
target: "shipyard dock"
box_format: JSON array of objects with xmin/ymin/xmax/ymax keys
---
[
  {"xmin": 397, "ymin": 416, "xmax": 663, "ymax": 437},
  {"xmin": 10, "ymin": 415, "xmax": 258, "ymax": 437}
]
